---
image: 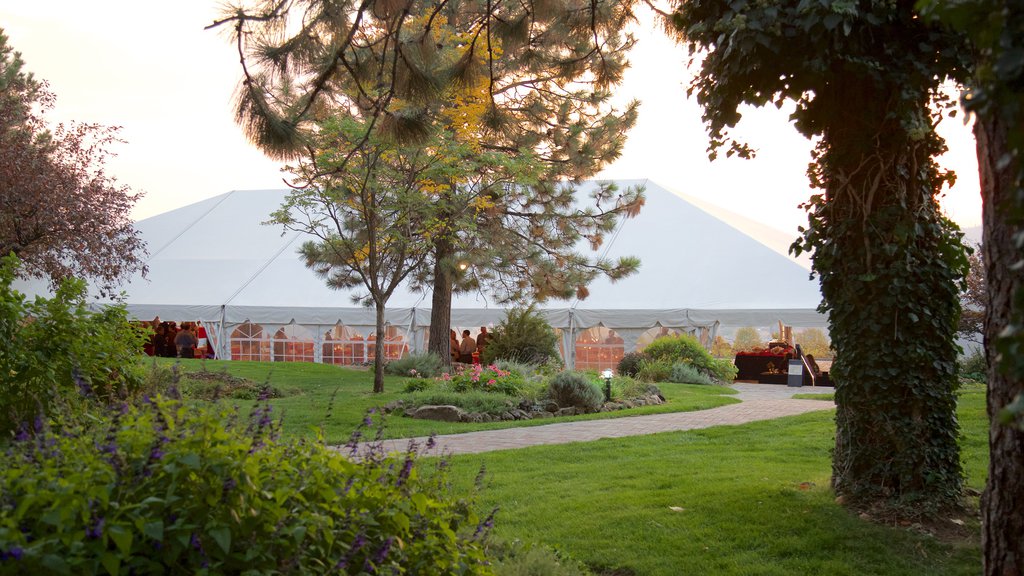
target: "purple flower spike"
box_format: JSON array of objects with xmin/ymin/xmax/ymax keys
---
[
  {"xmin": 373, "ymin": 537, "xmax": 393, "ymax": 565},
  {"xmin": 86, "ymin": 517, "xmax": 105, "ymax": 539}
]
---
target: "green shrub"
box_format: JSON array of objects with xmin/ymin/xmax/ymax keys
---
[
  {"xmin": 385, "ymin": 352, "xmax": 444, "ymax": 378},
  {"xmin": 0, "ymin": 256, "xmax": 147, "ymax": 436},
  {"xmin": 493, "ymin": 359, "xmax": 542, "ymax": 380},
  {"xmin": 547, "ymin": 371, "xmax": 603, "ymax": 411},
  {"xmin": 669, "ymin": 362, "xmax": 715, "ymax": 385},
  {"xmin": 405, "ymin": 390, "xmax": 514, "ymax": 415},
  {"xmin": 177, "ymin": 369, "xmax": 289, "ymax": 400},
  {"xmin": 643, "ymin": 334, "xmax": 734, "ymax": 381},
  {"xmin": 712, "ymin": 357, "xmax": 739, "ymax": 381},
  {"xmin": 619, "ymin": 378, "xmax": 663, "ymax": 400},
  {"xmin": 959, "ymin": 349, "xmax": 986, "ymax": 382},
  {"xmin": 616, "ymin": 351, "xmax": 648, "ymax": 377},
  {"xmin": 0, "ymin": 397, "xmax": 493, "ymax": 574},
  {"xmin": 635, "ymin": 359, "xmax": 673, "ymax": 383},
  {"xmin": 482, "ymin": 305, "xmax": 561, "ymax": 367}
]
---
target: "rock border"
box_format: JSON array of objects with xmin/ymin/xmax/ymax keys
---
[{"xmin": 382, "ymin": 393, "xmax": 666, "ymax": 423}]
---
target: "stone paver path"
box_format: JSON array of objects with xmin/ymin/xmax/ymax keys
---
[{"xmin": 370, "ymin": 384, "xmax": 835, "ymax": 456}]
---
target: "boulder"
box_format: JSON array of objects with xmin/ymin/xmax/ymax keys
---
[
  {"xmin": 411, "ymin": 405, "xmax": 466, "ymax": 422},
  {"xmin": 543, "ymin": 401, "xmax": 560, "ymax": 413},
  {"xmin": 557, "ymin": 407, "xmax": 577, "ymax": 417}
]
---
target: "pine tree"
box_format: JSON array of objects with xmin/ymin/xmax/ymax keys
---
[{"xmin": 212, "ymin": 0, "xmax": 644, "ymax": 365}]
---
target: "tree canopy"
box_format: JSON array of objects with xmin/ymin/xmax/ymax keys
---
[{"xmin": 0, "ymin": 30, "xmax": 146, "ymax": 296}]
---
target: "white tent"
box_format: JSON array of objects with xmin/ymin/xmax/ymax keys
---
[{"xmin": 16, "ymin": 179, "xmax": 826, "ymax": 368}]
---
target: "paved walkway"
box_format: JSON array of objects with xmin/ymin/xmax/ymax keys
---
[{"xmin": 370, "ymin": 384, "xmax": 835, "ymax": 456}]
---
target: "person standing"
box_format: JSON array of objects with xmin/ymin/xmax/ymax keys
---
[
  {"xmin": 459, "ymin": 329, "xmax": 477, "ymax": 363},
  {"xmin": 476, "ymin": 326, "xmax": 490, "ymax": 356},
  {"xmin": 449, "ymin": 329, "xmax": 460, "ymax": 362},
  {"xmin": 174, "ymin": 323, "xmax": 198, "ymax": 358}
]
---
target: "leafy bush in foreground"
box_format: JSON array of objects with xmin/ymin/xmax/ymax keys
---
[
  {"xmin": 0, "ymin": 397, "xmax": 493, "ymax": 574},
  {"xmin": 547, "ymin": 372, "xmax": 603, "ymax": 412},
  {"xmin": 0, "ymin": 255, "xmax": 147, "ymax": 436}
]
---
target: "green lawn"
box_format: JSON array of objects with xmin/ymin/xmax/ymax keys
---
[
  {"xmin": 155, "ymin": 358, "xmax": 990, "ymax": 574},
  {"xmin": 153, "ymin": 358, "xmax": 739, "ymax": 444},
  {"xmin": 444, "ymin": 384, "xmax": 988, "ymax": 576}
]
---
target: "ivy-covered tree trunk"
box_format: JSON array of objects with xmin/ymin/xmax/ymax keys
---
[
  {"xmin": 373, "ymin": 300, "xmax": 386, "ymax": 393},
  {"xmin": 976, "ymin": 110, "xmax": 1024, "ymax": 575},
  {"xmin": 427, "ymin": 236, "xmax": 455, "ymax": 365},
  {"xmin": 813, "ymin": 77, "xmax": 964, "ymax": 511}
]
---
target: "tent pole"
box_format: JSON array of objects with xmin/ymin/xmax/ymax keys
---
[
  {"xmin": 218, "ymin": 305, "xmax": 228, "ymax": 360},
  {"xmin": 568, "ymin": 310, "xmax": 576, "ymax": 370},
  {"xmin": 409, "ymin": 308, "xmax": 418, "ymax": 356},
  {"xmin": 313, "ymin": 325, "xmax": 323, "ymax": 364}
]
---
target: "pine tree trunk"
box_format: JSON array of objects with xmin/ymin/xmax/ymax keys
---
[
  {"xmin": 372, "ymin": 300, "xmax": 386, "ymax": 393},
  {"xmin": 977, "ymin": 110, "xmax": 1024, "ymax": 576},
  {"xmin": 427, "ymin": 236, "xmax": 455, "ymax": 365}
]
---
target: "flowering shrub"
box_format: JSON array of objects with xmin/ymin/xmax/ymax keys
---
[
  {"xmin": 0, "ymin": 397, "xmax": 493, "ymax": 574},
  {"xmin": 440, "ymin": 363, "xmax": 526, "ymax": 396}
]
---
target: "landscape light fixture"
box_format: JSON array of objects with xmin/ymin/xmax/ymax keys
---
[{"xmin": 601, "ymin": 368, "xmax": 613, "ymax": 402}]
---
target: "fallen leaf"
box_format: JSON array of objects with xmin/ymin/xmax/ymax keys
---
[{"xmin": 668, "ymin": 506, "xmax": 685, "ymax": 512}]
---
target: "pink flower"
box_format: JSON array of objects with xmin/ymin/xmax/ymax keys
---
[
  {"xmin": 487, "ymin": 379, "xmax": 497, "ymax": 386},
  {"xmin": 440, "ymin": 373, "xmax": 451, "ymax": 381}
]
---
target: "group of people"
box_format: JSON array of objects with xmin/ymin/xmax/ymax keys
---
[
  {"xmin": 143, "ymin": 318, "xmax": 209, "ymax": 359},
  {"xmin": 450, "ymin": 327, "xmax": 490, "ymax": 364}
]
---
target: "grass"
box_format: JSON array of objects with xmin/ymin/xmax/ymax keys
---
[
  {"xmin": 148, "ymin": 358, "xmax": 739, "ymax": 444},
  {"xmin": 444, "ymin": 386, "xmax": 988, "ymax": 576},
  {"xmin": 150, "ymin": 358, "xmax": 991, "ymax": 574},
  {"xmin": 792, "ymin": 392, "xmax": 835, "ymax": 401}
]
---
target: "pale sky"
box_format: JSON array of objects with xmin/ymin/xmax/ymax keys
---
[{"xmin": 2, "ymin": 2, "xmax": 983, "ymax": 242}]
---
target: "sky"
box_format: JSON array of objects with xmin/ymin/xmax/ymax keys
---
[{"xmin": 2, "ymin": 1, "xmax": 984, "ymax": 244}]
